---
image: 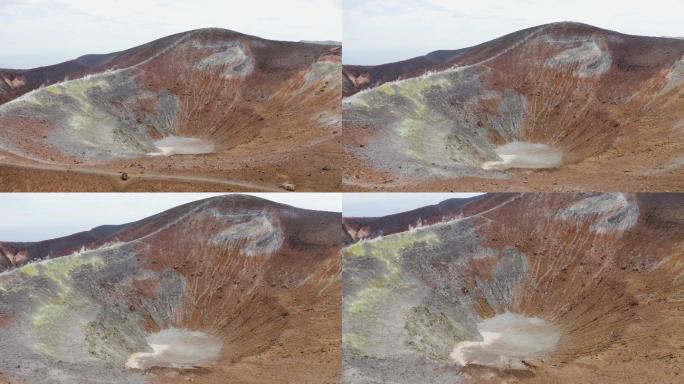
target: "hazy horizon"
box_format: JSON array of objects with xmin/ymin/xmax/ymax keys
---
[
  {"xmin": 343, "ymin": 0, "xmax": 684, "ymax": 65},
  {"xmin": 0, "ymin": 193, "xmax": 342, "ymax": 242},
  {"xmin": 0, "ymin": 0, "xmax": 342, "ymax": 69},
  {"xmin": 343, "ymin": 193, "xmax": 483, "ymax": 217}
]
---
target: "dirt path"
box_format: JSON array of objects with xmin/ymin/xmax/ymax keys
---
[{"xmin": 0, "ymin": 161, "xmax": 282, "ymax": 192}]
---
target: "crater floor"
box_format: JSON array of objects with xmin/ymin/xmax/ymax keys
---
[
  {"xmin": 343, "ymin": 23, "xmax": 684, "ymax": 191},
  {"xmin": 0, "ymin": 28, "xmax": 342, "ymax": 192},
  {"xmin": 0, "ymin": 195, "xmax": 343, "ymax": 384},
  {"xmin": 342, "ymin": 193, "xmax": 684, "ymax": 383}
]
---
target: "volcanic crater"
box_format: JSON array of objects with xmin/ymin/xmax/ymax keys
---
[
  {"xmin": 0, "ymin": 195, "xmax": 343, "ymax": 383},
  {"xmin": 342, "ymin": 193, "xmax": 684, "ymax": 383},
  {"xmin": 343, "ymin": 22, "xmax": 684, "ymax": 191},
  {"xmin": 0, "ymin": 28, "xmax": 341, "ymax": 191}
]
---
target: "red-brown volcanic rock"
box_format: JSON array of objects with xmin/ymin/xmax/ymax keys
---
[
  {"xmin": 343, "ymin": 49, "xmax": 466, "ymax": 97},
  {"xmin": 343, "ymin": 22, "xmax": 684, "ymax": 191},
  {"xmin": 0, "ymin": 195, "xmax": 342, "ymax": 383},
  {"xmin": 342, "ymin": 194, "xmax": 487, "ymax": 242},
  {"xmin": 0, "ymin": 50, "xmax": 124, "ymax": 105},
  {"xmin": 0, "ymin": 29, "xmax": 341, "ymax": 192},
  {"xmin": 343, "ymin": 193, "xmax": 684, "ymax": 383},
  {"xmin": 0, "ymin": 225, "xmax": 125, "ymax": 271}
]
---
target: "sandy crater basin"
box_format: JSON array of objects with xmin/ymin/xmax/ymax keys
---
[
  {"xmin": 126, "ymin": 328, "xmax": 223, "ymax": 370},
  {"xmin": 481, "ymin": 141, "xmax": 563, "ymax": 171},
  {"xmin": 149, "ymin": 136, "xmax": 215, "ymax": 156},
  {"xmin": 450, "ymin": 312, "xmax": 560, "ymax": 370}
]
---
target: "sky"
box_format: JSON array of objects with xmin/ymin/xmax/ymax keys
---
[
  {"xmin": 343, "ymin": 193, "xmax": 483, "ymax": 217},
  {"xmin": 0, "ymin": 0, "xmax": 342, "ymax": 69},
  {"xmin": 0, "ymin": 193, "xmax": 342, "ymax": 242},
  {"xmin": 344, "ymin": 0, "xmax": 684, "ymax": 64}
]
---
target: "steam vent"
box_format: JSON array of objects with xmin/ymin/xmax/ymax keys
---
[
  {"xmin": 343, "ymin": 22, "xmax": 684, "ymax": 191},
  {"xmin": 342, "ymin": 193, "xmax": 684, "ymax": 383},
  {"xmin": 0, "ymin": 195, "xmax": 343, "ymax": 383}
]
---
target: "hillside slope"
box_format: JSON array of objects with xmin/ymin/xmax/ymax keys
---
[
  {"xmin": 0, "ymin": 195, "xmax": 343, "ymax": 383},
  {"xmin": 0, "ymin": 28, "xmax": 341, "ymax": 191},
  {"xmin": 343, "ymin": 22, "xmax": 684, "ymax": 191},
  {"xmin": 343, "ymin": 193, "xmax": 684, "ymax": 383}
]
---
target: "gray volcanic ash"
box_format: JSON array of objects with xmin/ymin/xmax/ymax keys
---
[
  {"xmin": 0, "ymin": 28, "xmax": 341, "ymax": 192},
  {"xmin": 0, "ymin": 195, "xmax": 342, "ymax": 383},
  {"xmin": 342, "ymin": 193, "xmax": 684, "ymax": 383},
  {"xmin": 343, "ymin": 22, "xmax": 684, "ymax": 191}
]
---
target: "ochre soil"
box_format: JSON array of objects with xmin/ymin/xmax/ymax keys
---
[
  {"xmin": 344, "ymin": 193, "xmax": 684, "ymax": 383},
  {"xmin": 0, "ymin": 29, "xmax": 342, "ymax": 192},
  {"xmin": 0, "ymin": 134, "xmax": 341, "ymax": 192},
  {"xmin": 342, "ymin": 134, "xmax": 684, "ymax": 192},
  {"xmin": 342, "ymin": 166, "xmax": 684, "ymax": 192},
  {"xmin": 342, "ymin": 22, "xmax": 684, "ymax": 192},
  {"xmin": 0, "ymin": 196, "xmax": 342, "ymax": 383}
]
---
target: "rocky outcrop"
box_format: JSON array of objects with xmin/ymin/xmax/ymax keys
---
[
  {"xmin": 343, "ymin": 193, "xmax": 684, "ymax": 383},
  {"xmin": 0, "ymin": 28, "xmax": 341, "ymax": 191},
  {"xmin": 0, "ymin": 194, "xmax": 343, "ymax": 383},
  {"xmin": 343, "ymin": 22, "xmax": 684, "ymax": 191}
]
